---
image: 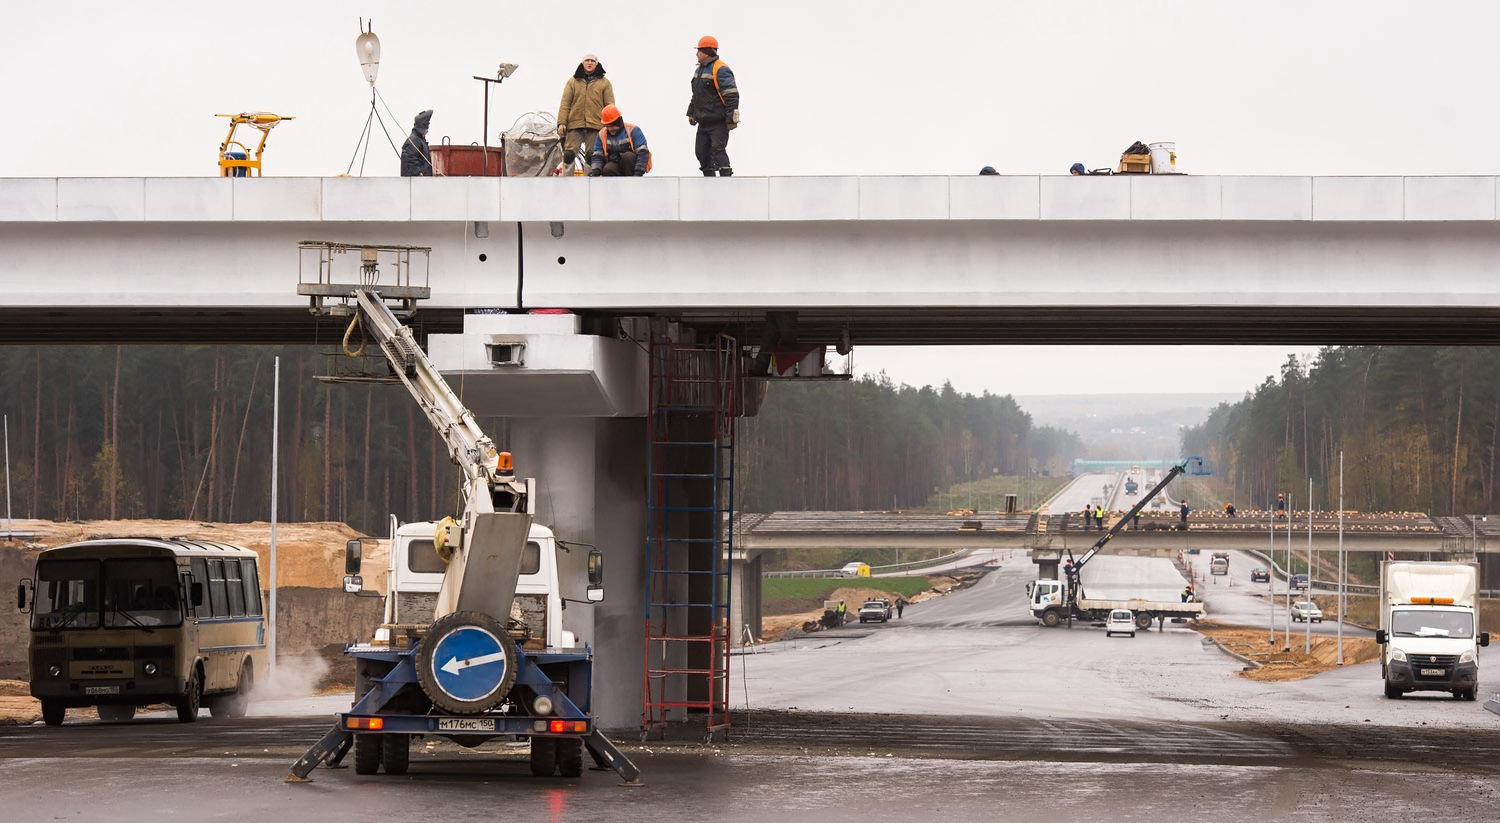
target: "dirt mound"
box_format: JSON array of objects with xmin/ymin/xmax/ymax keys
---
[{"xmin": 1197, "ymin": 621, "xmax": 1380, "ymax": 681}]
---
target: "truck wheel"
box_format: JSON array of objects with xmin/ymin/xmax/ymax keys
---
[
  {"xmin": 41, "ymin": 700, "xmax": 65, "ymax": 727},
  {"xmin": 415, "ymin": 611, "xmax": 518, "ymax": 715},
  {"xmin": 176, "ymin": 667, "xmax": 202, "ymax": 723},
  {"xmin": 1134, "ymin": 613, "xmax": 1153, "ymax": 630},
  {"xmin": 381, "ymin": 733, "xmax": 410, "ymax": 775},
  {"xmin": 530, "ymin": 736, "xmax": 558, "ymax": 777},
  {"xmin": 1041, "ymin": 611, "xmax": 1061, "ymax": 628},
  {"xmin": 353, "ymin": 733, "xmax": 383, "ymax": 775},
  {"xmin": 555, "ymin": 737, "xmax": 583, "ymax": 778},
  {"xmin": 1384, "ymin": 683, "xmax": 1403, "ymax": 699},
  {"xmin": 97, "ymin": 704, "xmax": 136, "ymax": 722}
]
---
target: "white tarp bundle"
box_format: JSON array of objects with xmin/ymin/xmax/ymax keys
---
[{"xmin": 502, "ymin": 112, "xmax": 564, "ymax": 177}]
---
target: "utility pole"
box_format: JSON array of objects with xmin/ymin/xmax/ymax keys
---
[
  {"xmin": 1268, "ymin": 492, "xmax": 1277, "ymax": 644},
  {"xmin": 1306, "ymin": 477, "xmax": 1312, "ymax": 654},
  {"xmin": 1285, "ymin": 490, "xmax": 1293, "ymax": 649},
  {"xmin": 1337, "ymin": 452, "xmax": 1344, "ymax": 665},
  {"xmin": 3, "ymin": 414, "xmax": 11, "ymax": 537},
  {"xmin": 269, "ymin": 356, "xmax": 280, "ymax": 674}
]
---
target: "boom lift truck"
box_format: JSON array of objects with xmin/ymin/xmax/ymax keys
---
[
  {"xmin": 287, "ymin": 247, "xmax": 639, "ymax": 784},
  {"xmin": 1029, "ymin": 458, "xmax": 1209, "ymax": 630}
]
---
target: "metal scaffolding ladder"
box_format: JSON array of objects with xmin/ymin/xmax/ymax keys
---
[{"xmin": 642, "ymin": 330, "xmax": 736, "ymax": 738}]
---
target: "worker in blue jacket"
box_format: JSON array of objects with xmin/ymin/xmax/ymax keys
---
[
  {"xmin": 589, "ymin": 105, "xmax": 651, "ymax": 177},
  {"xmin": 687, "ymin": 35, "xmax": 739, "ymax": 177}
]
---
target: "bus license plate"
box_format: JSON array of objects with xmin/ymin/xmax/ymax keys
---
[
  {"xmin": 85, "ymin": 686, "xmax": 120, "ymax": 695},
  {"xmin": 438, "ymin": 718, "xmax": 494, "ymax": 732},
  {"xmin": 1420, "ymin": 668, "xmax": 1445, "ymax": 677}
]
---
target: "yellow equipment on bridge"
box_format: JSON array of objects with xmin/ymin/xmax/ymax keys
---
[{"xmin": 216, "ymin": 112, "xmax": 295, "ymax": 177}]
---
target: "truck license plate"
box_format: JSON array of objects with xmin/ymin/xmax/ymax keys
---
[
  {"xmin": 84, "ymin": 686, "xmax": 119, "ymax": 695},
  {"xmin": 438, "ymin": 718, "xmax": 495, "ymax": 732},
  {"xmin": 1420, "ymin": 668, "xmax": 1445, "ymax": 677}
]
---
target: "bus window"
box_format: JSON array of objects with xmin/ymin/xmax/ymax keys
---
[
  {"xmin": 241, "ymin": 559, "xmax": 262, "ymax": 616},
  {"xmin": 407, "ymin": 539, "xmax": 446, "ymax": 574},
  {"xmin": 208, "ymin": 559, "xmax": 229, "ymax": 618},
  {"xmin": 190, "ymin": 558, "xmax": 208, "ymax": 616},
  {"xmin": 102, "ymin": 558, "xmax": 183, "ymax": 628},
  {"xmin": 225, "ymin": 559, "xmax": 245, "ymax": 616},
  {"xmin": 31, "ymin": 559, "xmax": 100, "ymax": 630}
]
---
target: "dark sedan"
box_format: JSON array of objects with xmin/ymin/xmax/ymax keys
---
[{"xmin": 1250, "ymin": 568, "xmax": 1270, "ymax": 583}]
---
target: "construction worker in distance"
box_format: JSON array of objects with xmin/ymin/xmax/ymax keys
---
[
  {"xmin": 589, "ymin": 105, "xmax": 652, "ymax": 177},
  {"xmin": 1081, "ymin": 504, "xmax": 1092, "ymax": 531},
  {"xmin": 836, "ymin": 600, "xmax": 847, "ymax": 625},
  {"xmin": 687, "ymin": 35, "xmax": 739, "ymax": 177},
  {"xmin": 556, "ymin": 52, "xmax": 615, "ymax": 170},
  {"xmin": 1096, "ymin": 506, "xmax": 1105, "ymax": 531},
  {"xmin": 1179, "ymin": 499, "xmax": 1190, "ymax": 530},
  {"xmin": 400, "ymin": 109, "xmax": 433, "ymax": 177},
  {"xmin": 1275, "ymin": 493, "xmax": 1287, "ymax": 520}
]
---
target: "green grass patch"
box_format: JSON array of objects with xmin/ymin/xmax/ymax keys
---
[{"xmin": 763, "ymin": 576, "xmax": 930, "ymax": 601}]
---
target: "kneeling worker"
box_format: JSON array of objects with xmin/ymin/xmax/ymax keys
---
[{"xmin": 589, "ymin": 105, "xmax": 652, "ymax": 177}]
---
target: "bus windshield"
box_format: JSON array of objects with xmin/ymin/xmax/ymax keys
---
[
  {"xmin": 32, "ymin": 557, "xmax": 183, "ymax": 630},
  {"xmin": 102, "ymin": 558, "xmax": 182, "ymax": 628},
  {"xmin": 31, "ymin": 559, "xmax": 101, "ymax": 630}
]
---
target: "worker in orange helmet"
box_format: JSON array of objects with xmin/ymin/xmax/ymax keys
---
[
  {"xmin": 589, "ymin": 105, "xmax": 652, "ymax": 177},
  {"xmin": 686, "ymin": 35, "xmax": 739, "ymax": 177}
]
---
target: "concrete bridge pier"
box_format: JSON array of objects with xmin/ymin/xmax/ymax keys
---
[
  {"xmin": 428, "ymin": 313, "xmax": 649, "ymax": 731},
  {"xmin": 730, "ymin": 548, "xmax": 765, "ymax": 645}
]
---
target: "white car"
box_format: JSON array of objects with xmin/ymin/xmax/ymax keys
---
[
  {"xmin": 1291, "ymin": 601, "xmax": 1323, "ymax": 623},
  {"xmin": 1105, "ymin": 609, "xmax": 1136, "ymax": 638},
  {"xmin": 839, "ymin": 562, "xmax": 869, "ymax": 578}
]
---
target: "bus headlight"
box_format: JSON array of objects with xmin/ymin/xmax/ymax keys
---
[
  {"xmin": 532, "ymin": 695, "xmax": 553, "ymax": 716},
  {"xmin": 48, "ymin": 665, "xmax": 62, "ymax": 678},
  {"xmin": 143, "ymin": 662, "xmax": 158, "ymax": 676}
]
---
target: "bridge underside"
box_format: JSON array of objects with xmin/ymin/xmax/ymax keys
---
[{"xmin": 7, "ymin": 305, "xmax": 1500, "ymax": 346}]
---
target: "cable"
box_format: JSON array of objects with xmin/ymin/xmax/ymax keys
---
[{"xmin": 342, "ymin": 313, "xmax": 367, "ymax": 358}]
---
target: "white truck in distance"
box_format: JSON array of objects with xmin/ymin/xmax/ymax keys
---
[{"xmin": 1375, "ymin": 561, "xmax": 1490, "ymax": 700}]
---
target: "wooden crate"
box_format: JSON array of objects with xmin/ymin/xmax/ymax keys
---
[{"xmin": 1118, "ymin": 153, "xmax": 1151, "ymax": 174}]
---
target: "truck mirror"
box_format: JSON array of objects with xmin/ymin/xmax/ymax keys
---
[
  {"xmin": 1374, "ymin": 629, "xmax": 1388, "ymax": 644},
  {"xmin": 587, "ymin": 549, "xmax": 604, "ymax": 587},
  {"xmin": 1480, "ymin": 632, "xmax": 1491, "ymax": 648},
  {"xmin": 345, "ymin": 539, "xmax": 363, "ymax": 576},
  {"xmin": 586, "ymin": 585, "xmax": 604, "ymax": 603},
  {"xmin": 17, "ymin": 579, "xmax": 29, "ymax": 612},
  {"xmin": 343, "ymin": 575, "xmax": 364, "ymax": 594},
  {"xmin": 190, "ymin": 581, "xmax": 204, "ymax": 607}
]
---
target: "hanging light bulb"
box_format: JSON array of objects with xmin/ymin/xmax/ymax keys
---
[{"xmin": 355, "ymin": 20, "xmax": 381, "ymax": 87}]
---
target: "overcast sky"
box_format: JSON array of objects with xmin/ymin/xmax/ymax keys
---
[{"xmin": 6, "ymin": 1, "xmax": 1493, "ymax": 396}]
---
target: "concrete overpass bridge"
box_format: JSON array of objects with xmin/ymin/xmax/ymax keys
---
[
  {"xmin": 7, "ymin": 174, "xmax": 1500, "ymax": 344},
  {"xmin": 6, "ymin": 172, "xmax": 1500, "ymax": 729}
]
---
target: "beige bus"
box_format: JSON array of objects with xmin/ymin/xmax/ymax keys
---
[{"xmin": 19, "ymin": 537, "xmax": 267, "ymax": 725}]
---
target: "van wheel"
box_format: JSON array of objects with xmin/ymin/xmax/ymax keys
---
[
  {"xmin": 1384, "ymin": 683, "xmax": 1403, "ymax": 699},
  {"xmin": 556, "ymin": 737, "xmax": 583, "ymax": 778},
  {"xmin": 176, "ymin": 667, "xmax": 202, "ymax": 722},
  {"xmin": 353, "ymin": 733, "xmax": 383, "ymax": 775},
  {"xmin": 212, "ymin": 663, "xmax": 253, "ymax": 719},
  {"xmin": 1041, "ymin": 611, "xmax": 1061, "ymax": 628},
  {"xmin": 41, "ymin": 700, "xmax": 65, "ymax": 726},
  {"xmin": 381, "ymin": 733, "xmax": 410, "ymax": 775},
  {"xmin": 97, "ymin": 704, "xmax": 136, "ymax": 722},
  {"xmin": 1454, "ymin": 687, "xmax": 1477, "ymax": 701},
  {"xmin": 530, "ymin": 736, "xmax": 558, "ymax": 777}
]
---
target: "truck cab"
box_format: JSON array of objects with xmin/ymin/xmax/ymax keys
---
[
  {"xmin": 1376, "ymin": 561, "xmax": 1491, "ymax": 700},
  {"xmin": 352, "ymin": 517, "xmax": 580, "ymax": 650}
]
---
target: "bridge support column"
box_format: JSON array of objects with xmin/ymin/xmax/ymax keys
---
[
  {"xmin": 730, "ymin": 549, "xmax": 764, "ymax": 645},
  {"xmin": 1031, "ymin": 548, "xmax": 1061, "ymax": 581},
  {"xmin": 506, "ymin": 417, "xmax": 646, "ymax": 732}
]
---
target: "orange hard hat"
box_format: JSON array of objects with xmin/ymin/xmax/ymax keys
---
[
  {"xmin": 697, "ymin": 35, "xmax": 718, "ymax": 50},
  {"xmin": 600, "ymin": 104, "xmax": 622, "ymax": 124}
]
